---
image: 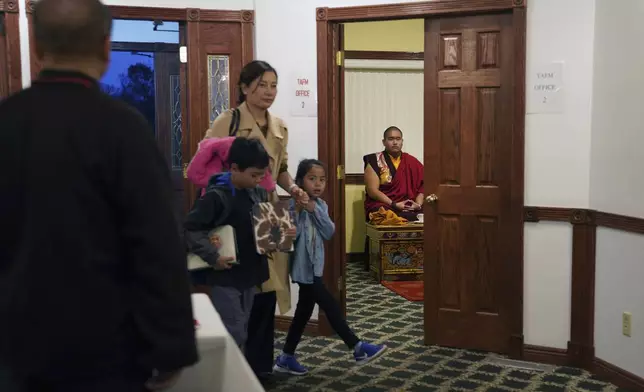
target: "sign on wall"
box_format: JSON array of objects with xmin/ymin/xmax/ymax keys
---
[
  {"xmin": 527, "ymin": 62, "xmax": 564, "ymax": 114},
  {"xmin": 290, "ymin": 74, "xmax": 317, "ymax": 117}
]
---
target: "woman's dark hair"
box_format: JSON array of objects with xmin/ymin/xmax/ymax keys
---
[
  {"xmin": 228, "ymin": 138, "xmax": 270, "ymax": 170},
  {"xmin": 237, "ymin": 60, "xmax": 278, "ymax": 104},
  {"xmin": 295, "ymin": 159, "xmax": 326, "ymax": 186}
]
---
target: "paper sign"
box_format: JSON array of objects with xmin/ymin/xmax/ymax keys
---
[
  {"xmin": 290, "ymin": 75, "xmax": 317, "ymax": 117},
  {"xmin": 527, "ymin": 62, "xmax": 564, "ymax": 114}
]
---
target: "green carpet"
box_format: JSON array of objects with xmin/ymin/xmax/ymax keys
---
[{"xmin": 264, "ymin": 262, "xmax": 624, "ymax": 392}]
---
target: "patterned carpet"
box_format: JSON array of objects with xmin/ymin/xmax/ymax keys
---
[{"xmin": 264, "ymin": 262, "xmax": 624, "ymax": 392}]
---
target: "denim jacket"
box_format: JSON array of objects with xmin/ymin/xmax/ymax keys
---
[{"xmin": 289, "ymin": 198, "xmax": 335, "ymax": 284}]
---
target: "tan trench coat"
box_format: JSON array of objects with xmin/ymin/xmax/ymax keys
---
[{"xmin": 204, "ymin": 102, "xmax": 291, "ymax": 315}]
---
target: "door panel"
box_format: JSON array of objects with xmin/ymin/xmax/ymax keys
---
[
  {"xmin": 423, "ymin": 13, "xmax": 514, "ymax": 353},
  {"xmin": 0, "ymin": 13, "xmax": 8, "ymax": 100},
  {"xmin": 185, "ymin": 20, "xmax": 244, "ymax": 204},
  {"xmin": 154, "ymin": 51, "xmax": 185, "ymax": 223},
  {"xmin": 0, "ymin": 10, "xmax": 21, "ymax": 100}
]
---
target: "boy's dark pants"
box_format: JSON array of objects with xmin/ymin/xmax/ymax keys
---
[{"xmin": 245, "ymin": 291, "xmax": 277, "ymax": 376}]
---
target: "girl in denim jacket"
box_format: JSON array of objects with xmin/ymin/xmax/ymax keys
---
[{"xmin": 274, "ymin": 159, "xmax": 387, "ymax": 375}]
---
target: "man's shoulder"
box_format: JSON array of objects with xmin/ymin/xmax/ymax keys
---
[
  {"xmin": 363, "ymin": 152, "xmax": 378, "ymax": 161},
  {"xmin": 403, "ymin": 152, "xmax": 423, "ymax": 165},
  {"xmin": 0, "ymin": 87, "xmax": 35, "ymax": 115}
]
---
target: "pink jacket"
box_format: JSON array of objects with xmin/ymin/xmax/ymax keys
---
[{"xmin": 186, "ymin": 136, "xmax": 276, "ymax": 193}]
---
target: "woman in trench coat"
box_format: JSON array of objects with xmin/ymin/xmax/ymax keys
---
[{"xmin": 204, "ymin": 60, "xmax": 308, "ymax": 380}]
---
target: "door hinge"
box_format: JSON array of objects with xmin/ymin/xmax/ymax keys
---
[
  {"xmin": 337, "ymin": 276, "xmax": 343, "ymax": 292},
  {"xmin": 182, "ymin": 163, "xmax": 189, "ymax": 179},
  {"xmin": 336, "ymin": 164, "xmax": 345, "ymax": 180},
  {"xmin": 179, "ymin": 46, "xmax": 188, "ymax": 63},
  {"xmin": 336, "ymin": 51, "xmax": 343, "ymax": 66}
]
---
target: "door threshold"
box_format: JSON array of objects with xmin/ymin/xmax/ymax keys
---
[{"xmin": 485, "ymin": 355, "xmax": 557, "ymax": 373}]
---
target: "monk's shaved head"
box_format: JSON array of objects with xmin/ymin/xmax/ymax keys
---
[
  {"xmin": 383, "ymin": 126, "xmax": 403, "ymax": 139},
  {"xmin": 33, "ymin": 0, "xmax": 112, "ymax": 59}
]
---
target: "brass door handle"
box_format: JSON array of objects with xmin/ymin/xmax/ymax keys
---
[{"xmin": 425, "ymin": 194, "xmax": 438, "ymax": 204}]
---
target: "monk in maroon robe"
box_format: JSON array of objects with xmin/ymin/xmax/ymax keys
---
[{"xmin": 363, "ymin": 126, "xmax": 424, "ymax": 221}]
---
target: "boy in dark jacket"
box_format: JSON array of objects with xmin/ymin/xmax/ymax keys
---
[{"xmin": 185, "ymin": 138, "xmax": 289, "ymax": 348}]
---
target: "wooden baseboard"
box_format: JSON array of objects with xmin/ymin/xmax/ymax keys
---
[
  {"xmin": 593, "ymin": 357, "xmax": 644, "ymax": 391},
  {"xmin": 346, "ymin": 252, "xmax": 364, "ymax": 263},
  {"xmin": 521, "ymin": 345, "xmax": 644, "ymax": 390},
  {"xmin": 274, "ymin": 315, "xmax": 319, "ymax": 335},
  {"xmin": 523, "ymin": 344, "xmax": 570, "ymax": 367}
]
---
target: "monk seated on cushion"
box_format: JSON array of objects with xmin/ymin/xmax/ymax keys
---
[{"xmin": 363, "ymin": 126, "xmax": 424, "ymax": 222}]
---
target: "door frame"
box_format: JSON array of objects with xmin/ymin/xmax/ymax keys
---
[
  {"xmin": 316, "ymin": 0, "xmax": 527, "ymax": 358},
  {"xmin": 0, "ymin": 0, "xmax": 23, "ymax": 97},
  {"xmin": 26, "ymin": 3, "xmax": 255, "ymax": 80},
  {"xmin": 26, "ymin": 3, "xmax": 255, "ymax": 208}
]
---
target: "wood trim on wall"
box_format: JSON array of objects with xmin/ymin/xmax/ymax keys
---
[
  {"xmin": 107, "ymin": 6, "xmax": 253, "ymax": 23},
  {"xmin": 342, "ymin": 201, "xmax": 644, "ymax": 388},
  {"xmin": 110, "ymin": 42, "xmax": 180, "ymax": 53},
  {"xmin": 323, "ymin": 0, "xmax": 519, "ymax": 21},
  {"xmin": 522, "ymin": 345, "xmax": 570, "ymax": 367},
  {"xmin": 593, "ymin": 357, "xmax": 644, "ymax": 392},
  {"xmin": 25, "ymin": 5, "xmax": 255, "ymax": 79},
  {"xmin": 345, "ymin": 50, "xmax": 423, "ymax": 61},
  {"xmin": 524, "ymin": 206, "xmax": 644, "ymax": 390},
  {"xmin": 345, "ymin": 173, "xmax": 364, "ymax": 185},
  {"xmin": 0, "ymin": 0, "xmax": 23, "ymax": 95}
]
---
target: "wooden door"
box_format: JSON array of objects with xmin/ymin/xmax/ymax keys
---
[
  {"xmin": 185, "ymin": 16, "xmax": 252, "ymax": 204},
  {"xmin": 0, "ymin": 12, "xmax": 8, "ymax": 100},
  {"xmin": 153, "ymin": 50, "xmax": 185, "ymax": 223},
  {"xmin": 423, "ymin": 12, "xmax": 519, "ymax": 353},
  {"xmin": 0, "ymin": 9, "xmax": 21, "ymax": 100}
]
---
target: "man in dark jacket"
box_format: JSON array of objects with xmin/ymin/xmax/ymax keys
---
[{"xmin": 0, "ymin": 0, "xmax": 198, "ymax": 390}]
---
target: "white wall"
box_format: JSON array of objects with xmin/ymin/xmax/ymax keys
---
[
  {"xmin": 590, "ymin": 0, "xmax": 644, "ymax": 378},
  {"xmin": 522, "ymin": 0, "xmax": 596, "ymax": 348}
]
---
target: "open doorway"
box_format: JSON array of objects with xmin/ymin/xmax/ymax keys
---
[
  {"xmin": 341, "ymin": 18, "xmax": 426, "ymax": 335},
  {"xmin": 101, "ymin": 19, "xmax": 185, "ymax": 222},
  {"xmin": 317, "ymin": 2, "xmax": 527, "ymax": 357}
]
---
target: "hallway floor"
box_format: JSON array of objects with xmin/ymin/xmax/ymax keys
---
[{"xmin": 265, "ymin": 262, "xmax": 623, "ymax": 392}]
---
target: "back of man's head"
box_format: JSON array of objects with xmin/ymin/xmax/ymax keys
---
[
  {"xmin": 33, "ymin": 0, "xmax": 112, "ymax": 60},
  {"xmin": 228, "ymin": 138, "xmax": 270, "ymax": 171}
]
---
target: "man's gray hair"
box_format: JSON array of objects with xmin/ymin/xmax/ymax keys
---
[{"xmin": 33, "ymin": 0, "xmax": 112, "ymax": 58}]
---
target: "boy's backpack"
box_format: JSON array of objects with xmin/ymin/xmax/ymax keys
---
[{"xmin": 192, "ymin": 108, "xmax": 241, "ymax": 204}]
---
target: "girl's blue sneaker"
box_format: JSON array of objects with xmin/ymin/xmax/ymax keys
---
[
  {"xmin": 273, "ymin": 354, "xmax": 309, "ymax": 376},
  {"xmin": 353, "ymin": 342, "xmax": 387, "ymax": 364}
]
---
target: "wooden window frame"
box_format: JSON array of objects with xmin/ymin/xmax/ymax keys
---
[
  {"xmin": 26, "ymin": 2, "xmax": 254, "ymax": 82},
  {"xmin": 0, "ymin": 0, "xmax": 23, "ymax": 98},
  {"xmin": 26, "ymin": 3, "xmax": 255, "ymax": 209}
]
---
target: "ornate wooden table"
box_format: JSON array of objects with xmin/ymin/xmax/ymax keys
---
[{"xmin": 365, "ymin": 223, "xmax": 424, "ymax": 282}]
